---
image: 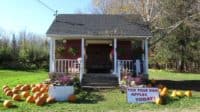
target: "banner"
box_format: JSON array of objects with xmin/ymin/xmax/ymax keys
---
[{"xmin": 127, "ymin": 87, "xmax": 159, "ymax": 103}]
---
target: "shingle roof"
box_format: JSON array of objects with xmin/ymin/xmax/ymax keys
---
[{"xmin": 46, "ymin": 14, "xmax": 152, "ymax": 38}]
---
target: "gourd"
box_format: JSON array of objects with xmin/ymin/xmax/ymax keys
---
[
  {"xmin": 160, "ymin": 87, "xmax": 168, "ymax": 96},
  {"xmin": 21, "ymin": 91, "xmax": 30, "ymax": 98},
  {"xmin": 2, "ymin": 85, "xmax": 9, "ymax": 90},
  {"xmin": 46, "ymin": 96, "xmax": 55, "ymax": 103},
  {"xmin": 4, "ymin": 88, "xmax": 11, "ymax": 94},
  {"xmin": 6, "ymin": 90, "xmax": 13, "ymax": 97},
  {"xmin": 12, "ymin": 88, "xmax": 20, "ymax": 94},
  {"xmin": 33, "ymin": 92, "xmax": 42, "ymax": 99},
  {"xmin": 31, "ymin": 87, "xmax": 40, "ymax": 93},
  {"xmin": 26, "ymin": 96, "xmax": 35, "ymax": 103},
  {"xmin": 3, "ymin": 100, "xmax": 12, "ymax": 108},
  {"xmin": 68, "ymin": 95, "xmax": 77, "ymax": 102},
  {"xmin": 12, "ymin": 94, "xmax": 21, "ymax": 101},
  {"xmin": 184, "ymin": 90, "xmax": 192, "ymax": 97},
  {"xmin": 35, "ymin": 97, "xmax": 45, "ymax": 106},
  {"xmin": 176, "ymin": 91, "xmax": 184, "ymax": 97},
  {"xmin": 155, "ymin": 97, "xmax": 162, "ymax": 105},
  {"xmin": 171, "ymin": 90, "xmax": 177, "ymax": 97}
]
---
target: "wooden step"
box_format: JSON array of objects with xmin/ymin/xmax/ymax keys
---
[{"xmin": 81, "ymin": 73, "xmax": 119, "ymax": 88}]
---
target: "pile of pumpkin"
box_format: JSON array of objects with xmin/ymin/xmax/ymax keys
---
[
  {"xmin": 2, "ymin": 84, "xmax": 55, "ymax": 108},
  {"xmin": 2, "ymin": 84, "xmax": 77, "ymax": 108},
  {"xmin": 148, "ymin": 80, "xmax": 192, "ymax": 105}
]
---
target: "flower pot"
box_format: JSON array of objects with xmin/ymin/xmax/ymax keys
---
[{"xmin": 48, "ymin": 85, "xmax": 74, "ymax": 101}]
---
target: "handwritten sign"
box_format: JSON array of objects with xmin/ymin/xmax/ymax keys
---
[{"xmin": 127, "ymin": 87, "xmax": 159, "ymax": 103}]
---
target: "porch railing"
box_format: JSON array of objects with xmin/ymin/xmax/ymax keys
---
[
  {"xmin": 117, "ymin": 59, "xmax": 142, "ymax": 82},
  {"xmin": 55, "ymin": 59, "xmax": 80, "ymax": 73}
]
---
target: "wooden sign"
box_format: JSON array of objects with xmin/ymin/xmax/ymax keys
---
[{"xmin": 127, "ymin": 87, "xmax": 159, "ymax": 103}]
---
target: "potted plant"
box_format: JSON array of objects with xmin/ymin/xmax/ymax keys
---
[
  {"xmin": 48, "ymin": 73, "xmax": 77, "ymax": 101},
  {"xmin": 68, "ymin": 47, "xmax": 78, "ymax": 56}
]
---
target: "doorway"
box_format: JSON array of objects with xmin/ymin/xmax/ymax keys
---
[{"xmin": 86, "ymin": 44, "xmax": 112, "ymax": 73}]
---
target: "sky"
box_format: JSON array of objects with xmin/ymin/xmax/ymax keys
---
[{"xmin": 0, "ymin": 0, "xmax": 92, "ymax": 35}]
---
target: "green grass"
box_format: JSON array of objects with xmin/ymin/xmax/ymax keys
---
[{"xmin": 0, "ymin": 69, "xmax": 199, "ymax": 112}]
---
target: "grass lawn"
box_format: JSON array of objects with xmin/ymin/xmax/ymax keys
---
[{"xmin": 0, "ymin": 69, "xmax": 200, "ymax": 112}]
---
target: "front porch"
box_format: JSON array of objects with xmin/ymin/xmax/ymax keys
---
[{"xmin": 49, "ymin": 38, "xmax": 149, "ymax": 85}]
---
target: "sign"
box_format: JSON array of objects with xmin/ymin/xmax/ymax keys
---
[{"xmin": 127, "ymin": 87, "xmax": 159, "ymax": 103}]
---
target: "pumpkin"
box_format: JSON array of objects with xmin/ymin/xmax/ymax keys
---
[
  {"xmin": 12, "ymin": 88, "xmax": 20, "ymax": 94},
  {"xmin": 36, "ymin": 84, "xmax": 43, "ymax": 89},
  {"xmin": 155, "ymin": 97, "xmax": 162, "ymax": 105},
  {"xmin": 21, "ymin": 91, "xmax": 30, "ymax": 98},
  {"xmin": 46, "ymin": 96, "xmax": 55, "ymax": 103},
  {"xmin": 160, "ymin": 90, "xmax": 168, "ymax": 96},
  {"xmin": 5, "ymin": 90, "xmax": 13, "ymax": 97},
  {"xmin": 158, "ymin": 88, "xmax": 162, "ymax": 93},
  {"xmin": 171, "ymin": 90, "xmax": 177, "ymax": 97},
  {"xmin": 35, "ymin": 97, "xmax": 45, "ymax": 106},
  {"xmin": 68, "ymin": 95, "xmax": 77, "ymax": 102},
  {"xmin": 40, "ymin": 87, "xmax": 47, "ymax": 93},
  {"xmin": 26, "ymin": 96, "xmax": 35, "ymax": 103},
  {"xmin": 33, "ymin": 92, "xmax": 42, "ymax": 99},
  {"xmin": 30, "ymin": 84, "xmax": 36, "ymax": 88},
  {"xmin": 3, "ymin": 100, "xmax": 12, "ymax": 108},
  {"xmin": 184, "ymin": 90, "xmax": 192, "ymax": 97},
  {"xmin": 15, "ymin": 84, "xmax": 23, "ymax": 90},
  {"xmin": 12, "ymin": 94, "xmax": 21, "ymax": 101},
  {"xmin": 162, "ymin": 87, "xmax": 168, "ymax": 93},
  {"xmin": 40, "ymin": 93, "xmax": 48, "ymax": 99},
  {"xmin": 20, "ymin": 85, "xmax": 30, "ymax": 91},
  {"xmin": 4, "ymin": 88, "xmax": 11, "ymax": 93},
  {"xmin": 2, "ymin": 85, "xmax": 9, "ymax": 90},
  {"xmin": 31, "ymin": 87, "xmax": 40, "ymax": 93},
  {"xmin": 176, "ymin": 91, "xmax": 184, "ymax": 97}
]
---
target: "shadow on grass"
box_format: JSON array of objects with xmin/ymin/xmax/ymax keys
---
[
  {"xmin": 156, "ymin": 80, "xmax": 200, "ymax": 91},
  {"xmin": 76, "ymin": 89, "xmax": 104, "ymax": 104}
]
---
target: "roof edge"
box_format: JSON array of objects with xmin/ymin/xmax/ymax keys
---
[{"xmin": 46, "ymin": 34, "xmax": 152, "ymax": 39}]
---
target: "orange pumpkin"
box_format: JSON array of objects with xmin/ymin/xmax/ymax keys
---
[
  {"xmin": 36, "ymin": 84, "xmax": 43, "ymax": 89},
  {"xmin": 26, "ymin": 96, "xmax": 35, "ymax": 103},
  {"xmin": 46, "ymin": 96, "xmax": 55, "ymax": 103},
  {"xmin": 3, "ymin": 100, "xmax": 12, "ymax": 108},
  {"xmin": 31, "ymin": 87, "xmax": 40, "ymax": 93},
  {"xmin": 30, "ymin": 84, "xmax": 36, "ymax": 88},
  {"xmin": 6, "ymin": 90, "xmax": 13, "ymax": 97},
  {"xmin": 33, "ymin": 92, "xmax": 42, "ymax": 99},
  {"xmin": 12, "ymin": 94, "xmax": 21, "ymax": 101},
  {"xmin": 40, "ymin": 93, "xmax": 48, "ymax": 99},
  {"xmin": 20, "ymin": 85, "xmax": 30, "ymax": 91},
  {"xmin": 15, "ymin": 84, "xmax": 23, "ymax": 90},
  {"xmin": 21, "ymin": 91, "xmax": 30, "ymax": 98},
  {"xmin": 2, "ymin": 85, "xmax": 9, "ymax": 90},
  {"xmin": 35, "ymin": 97, "xmax": 45, "ymax": 106},
  {"xmin": 12, "ymin": 88, "xmax": 20, "ymax": 94},
  {"xmin": 68, "ymin": 95, "xmax": 77, "ymax": 103},
  {"xmin": 4, "ymin": 88, "xmax": 11, "ymax": 93}
]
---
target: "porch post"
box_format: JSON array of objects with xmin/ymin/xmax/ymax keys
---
[
  {"xmin": 80, "ymin": 38, "xmax": 85, "ymax": 82},
  {"xmin": 49, "ymin": 38, "xmax": 55, "ymax": 72},
  {"xmin": 144, "ymin": 38, "xmax": 149, "ymax": 77},
  {"xmin": 114, "ymin": 38, "xmax": 117, "ymax": 74}
]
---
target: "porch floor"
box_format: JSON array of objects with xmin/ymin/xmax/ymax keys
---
[{"xmin": 81, "ymin": 73, "xmax": 118, "ymax": 89}]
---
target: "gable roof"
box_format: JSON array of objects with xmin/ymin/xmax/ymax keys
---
[{"xmin": 46, "ymin": 14, "xmax": 152, "ymax": 38}]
